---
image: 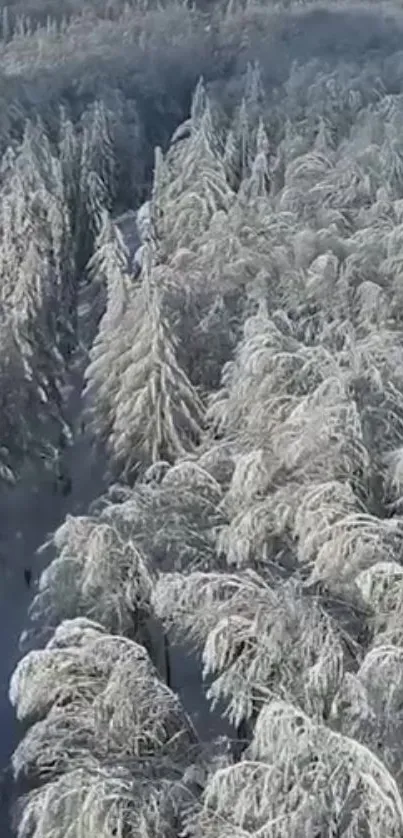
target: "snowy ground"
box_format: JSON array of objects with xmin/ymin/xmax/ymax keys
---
[{"xmin": 0, "ymin": 361, "xmax": 229, "ymax": 834}]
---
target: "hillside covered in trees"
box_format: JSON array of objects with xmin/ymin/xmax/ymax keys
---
[{"xmin": 4, "ymin": 0, "xmax": 403, "ymax": 834}]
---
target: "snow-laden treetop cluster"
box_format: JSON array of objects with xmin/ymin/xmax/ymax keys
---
[{"xmin": 5, "ymin": 0, "xmax": 403, "ymax": 835}]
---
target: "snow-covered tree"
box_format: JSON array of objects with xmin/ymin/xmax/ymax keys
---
[
  {"xmin": 10, "ymin": 618, "xmax": 201, "ymax": 838},
  {"xmin": 27, "ymin": 511, "xmax": 155, "ymax": 643},
  {"xmin": 11, "ymin": 618, "xmax": 198, "ymax": 782},
  {"xmin": 153, "ymin": 570, "xmax": 351, "ymax": 730},
  {"xmin": 84, "ymin": 238, "xmax": 205, "ymax": 480},
  {"xmin": 186, "ymin": 700, "xmax": 403, "ymax": 838}
]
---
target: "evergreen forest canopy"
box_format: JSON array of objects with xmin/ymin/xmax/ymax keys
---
[{"xmin": 6, "ymin": 0, "xmax": 403, "ymax": 834}]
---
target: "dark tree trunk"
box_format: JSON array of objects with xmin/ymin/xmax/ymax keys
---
[{"xmin": 163, "ymin": 632, "xmax": 171, "ymax": 689}]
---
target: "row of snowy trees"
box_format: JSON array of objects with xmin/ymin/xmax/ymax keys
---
[
  {"xmin": 11, "ymin": 48, "xmax": 403, "ymax": 838},
  {"xmin": 0, "ymin": 100, "xmax": 119, "ymax": 486}
]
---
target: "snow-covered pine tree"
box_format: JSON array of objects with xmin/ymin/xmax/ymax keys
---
[
  {"xmin": 0, "ymin": 122, "xmax": 73, "ymax": 483},
  {"xmin": 185, "ymin": 699, "xmax": 403, "ymax": 838},
  {"xmin": 84, "ymin": 227, "xmax": 205, "ymax": 481},
  {"xmin": 10, "ymin": 618, "xmax": 201, "ymax": 838}
]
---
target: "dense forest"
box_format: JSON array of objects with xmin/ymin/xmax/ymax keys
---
[{"xmin": 4, "ymin": 0, "xmax": 403, "ymax": 834}]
